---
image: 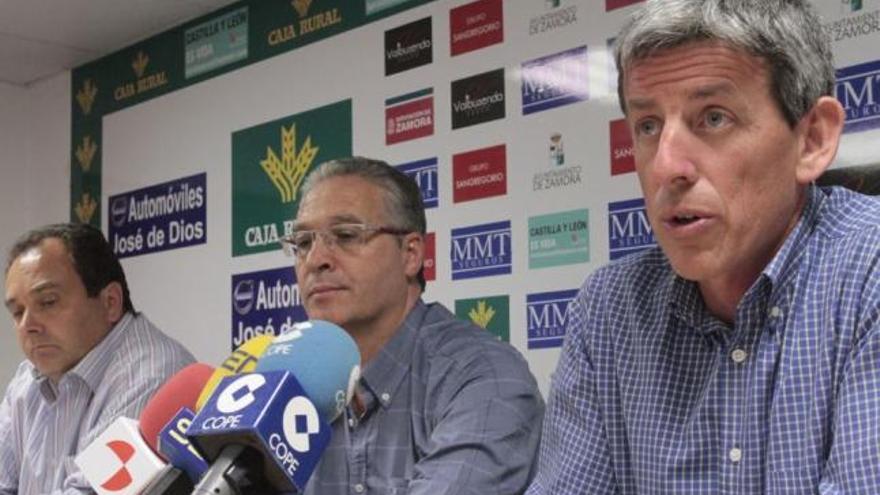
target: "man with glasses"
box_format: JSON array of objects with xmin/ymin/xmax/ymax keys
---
[{"xmin": 283, "ymin": 157, "xmax": 544, "ymax": 495}]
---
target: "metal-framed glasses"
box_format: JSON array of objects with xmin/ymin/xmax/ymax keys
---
[{"xmin": 280, "ymin": 223, "xmax": 411, "ymax": 259}]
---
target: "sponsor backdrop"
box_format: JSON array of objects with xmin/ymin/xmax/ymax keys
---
[{"xmin": 71, "ymin": 0, "xmax": 880, "ymax": 395}]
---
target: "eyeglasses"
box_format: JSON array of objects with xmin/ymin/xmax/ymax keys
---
[{"xmin": 280, "ymin": 223, "xmax": 412, "ymax": 259}]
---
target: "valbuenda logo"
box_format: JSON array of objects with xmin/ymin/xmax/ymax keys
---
[{"xmin": 232, "ymin": 100, "xmax": 352, "ymax": 256}]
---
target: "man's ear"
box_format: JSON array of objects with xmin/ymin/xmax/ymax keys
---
[
  {"xmin": 99, "ymin": 281, "xmax": 125, "ymax": 324},
  {"xmin": 795, "ymin": 96, "xmax": 845, "ymax": 185},
  {"xmin": 401, "ymin": 232, "xmax": 425, "ymax": 280}
]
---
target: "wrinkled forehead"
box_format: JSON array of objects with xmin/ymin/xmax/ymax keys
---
[{"xmin": 294, "ymin": 175, "xmax": 393, "ymax": 229}]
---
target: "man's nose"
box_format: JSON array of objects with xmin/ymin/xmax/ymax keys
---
[
  {"xmin": 18, "ymin": 308, "xmax": 44, "ymax": 334},
  {"xmin": 300, "ymin": 232, "xmax": 336, "ymax": 271},
  {"xmin": 651, "ymin": 121, "xmax": 699, "ymax": 187}
]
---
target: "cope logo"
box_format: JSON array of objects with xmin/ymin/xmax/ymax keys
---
[
  {"xmin": 451, "ymin": 220, "xmax": 512, "ymax": 280},
  {"xmin": 608, "ymin": 198, "xmax": 655, "ymax": 260},
  {"xmin": 451, "ymin": 68, "xmax": 506, "ymax": 129},
  {"xmin": 282, "ymin": 396, "xmax": 321, "ymax": 452},
  {"xmin": 526, "ymin": 289, "xmax": 578, "ymax": 349},
  {"xmin": 101, "ymin": 440, "xmax": 136, "ymax": 491},
  {"xmin": 522, "ymin": 46, "xmax": 589, "ymax": 115},
  {"xmin": 450, "ymin": 0, "xmax": 503, "ymax": 56},
  {"xmin": 836, "ymin": 59, "xmax": 880, "ymax": 133},
  {"xmin": 610, "ymin": 118, "xmax": 635, "ymax": 175},
  {"xmin": 386, "ymin": 88, "xmax": 435, "ymax": 144},
  {"xmin": 452, "ymin": 144, "xmax": 507, "ymax": 203},
  {"xmin": 396, "ymin": 158, "xmax": 438, "ymax": 208},
  {"xmin": 217, "ymin": 374, "xmax": 267, "ymax": 413},
  {"xmin": 606, "ymin": 0, "xmax": 644, "ymax": 11}
]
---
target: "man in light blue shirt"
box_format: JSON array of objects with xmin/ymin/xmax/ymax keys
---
[
  {"xmin": 528, "ymin": 0, "xmax": 880, "ymax": 493},
  {"xmin": 0, "ymin": 223, "xmax": 194, "ymax": 494}
]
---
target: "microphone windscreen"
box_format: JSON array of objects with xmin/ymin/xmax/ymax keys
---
[
  {"xmin": 195, "ymin": 334, "xmax": 274, "ymax": 411},
  {"xmin": 254, "ymin": 320, "xmax": 360, "ymax": 422},
  {"xmin": 138, "ymin": 363, "xmax": 214, "ymax": 454}
]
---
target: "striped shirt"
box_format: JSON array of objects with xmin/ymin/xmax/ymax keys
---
[
  {"xmin": 527, "ymin": 185, "xmax": 880, "ymax": 494},
  {"xmin": 304, "ymin": 300, "xmax": 545, "ymax": 495},
  {"xmin": 0, "ymin": 312, "xmax": 194, "ymax": 494}
]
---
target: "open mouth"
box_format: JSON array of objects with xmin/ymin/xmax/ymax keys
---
[{"xmin": 672, "ymin": 214, "xmax": 701, "ymax": 226}]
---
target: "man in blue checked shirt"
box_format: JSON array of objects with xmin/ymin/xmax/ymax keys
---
[
  {"xmin": 285, "ymin": 157, "xmax": 544, "ymax": 495},
  {"xmin": 528, "ymin": 1, "xmax": 880, "ymax": 494}
]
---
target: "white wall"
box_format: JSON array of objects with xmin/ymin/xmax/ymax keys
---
[{"xmin": 0, "ymin": 74, "xmax": 70, "ymax": 386}]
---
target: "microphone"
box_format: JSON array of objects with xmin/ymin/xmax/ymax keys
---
[
  {"xmin": 139, "ymin": 363, "xmax": 215, "ymax": 453},
  {"xmin": 74, "ymin": 363, "xmax": 215, "ymax": 494},
  {"xmin": 75, "ymin": 416, "xmax": 167, "ymax": 495},
  {"xmin": 142, "ymin": 338, "xmax": 272, "ymax": 493},
  {"xmin": 187, "ymin": 320, "xmax": 361, "ymax": 494},
  {"xmin": 195, "ymin": 334, "xmax": 274, "ymax": 411}
]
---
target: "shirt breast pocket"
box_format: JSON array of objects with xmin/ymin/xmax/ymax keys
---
[
  {"xmin": 374, "ymin": 478, "xmax": 409, "ymax": 494},
  {"xmin": 768, "ymin": 468, "xmax": 819, "ymax": 493}
]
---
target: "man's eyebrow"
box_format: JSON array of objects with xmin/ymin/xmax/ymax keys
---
[
  {"xmin": 4, "ymin": 282, "xmax": 57, "ymax": 311},
  {"xmin": 689, "ymin": 82, "xmax": 737, "ymax": 101},
  {"xmin": 293, "ymin": 214, "xmax": 365, "ymax": 230},
  {"xmin": 626, "ymin": 82, "xmax": 738, "ymax": 112}
]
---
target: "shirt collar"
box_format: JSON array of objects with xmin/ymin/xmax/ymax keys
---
[
  {"xmin": 670, "ymin": 186, "xmax": 823, "ymax": 335},
  {"xmin": 761, "ymin": 184, "xmax": 824, "ymax": 289},
  {"xmin": 33, "ymin": 312, "xmax": 134, "ymax": 401},
  {"xmin": 358, "ymin": 299, "xmax": 427, "ymax": 414}
]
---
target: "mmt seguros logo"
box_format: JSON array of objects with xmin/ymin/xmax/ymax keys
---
[
  {"xmin": 451, "ymin": 220, "xmax": 512, "ymax": 280},
  {"xmin": 527, "ymin": 289, "xmax": 578, "ymax": 349},
  {"xmin": 608, "ymin": 198, "xmax": 655, "ymax": 260},
  {"xmin": 836, "ymin": 59, "xmax": 880, "ymax": 133}
]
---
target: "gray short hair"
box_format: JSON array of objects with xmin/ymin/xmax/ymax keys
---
[
  {"xmin": 615, "ymin": 0, "xmax": 835, "ymax": 127},
  {"xmin": 298, "ymin": 156, "xmax": 427, "ymax": 290}
]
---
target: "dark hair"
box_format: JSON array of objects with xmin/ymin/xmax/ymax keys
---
[
  {"xmin": 6, "ymin": 223, "xmax": 135, "ymax": 313},
  {"xmin": 299, "ymin": 157, "xmax": 428, "ymax": 291},
  {"xmin": 615, "ymin": 0, "xmax": 835, "ymax": 128}
]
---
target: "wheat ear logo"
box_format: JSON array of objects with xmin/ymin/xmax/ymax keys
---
[
  {"xmin": 292, "ymin": 0, "xmax": 312, "ymax": 17},
  {"xmin": 76, "ymin": 79, "xmax": 98, "ymax": 115},
  {"xmin": 260, "ymin": 124, "xmax": 319, "ymax": 203},
  {"xmin": 132, "ymin": 51, "xmax": 149, "ymax": 78},
  {"xmin": 75, "ymin": 192, "xmax": 98, "ymax": 224},
  {"xmin": 75, "ymin": 136, "xmax": 97, "ymax": 172},
  {"xmin": 469, "ymin": 300, "xmax": 496, "ymax": 329}
]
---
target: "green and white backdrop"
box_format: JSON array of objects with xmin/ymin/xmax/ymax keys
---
[{"xmin": 54, "ymin": 0, "xmax": 880, "ymax": 394}]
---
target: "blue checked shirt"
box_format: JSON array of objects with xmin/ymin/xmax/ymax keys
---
[
  {"xmin": 304, "ymin": 299, "xmax": 544, "ymax": 495},
  {"xmin": 528, "ymin": 185, "xmax": 880, "ymax": 494},
  {"xmin": 0, "ymin": 312, "xmax": 194, "ymax": 494}
]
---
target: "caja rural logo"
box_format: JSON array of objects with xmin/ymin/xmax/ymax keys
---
[{"xmin": 231, "ymin": 100, "xmax": 352, "ymax": 256}]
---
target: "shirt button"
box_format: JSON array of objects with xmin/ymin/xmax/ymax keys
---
[
  {"xmin": 348, "ymin": 418, "xmax": 356, "ymax": 428},
  {"xmin": 381, "ymin": 392, "xmax": 391, "ymax": 403},
  {"xmin": 354, "ymin": 483, "xmax": 365, "ymax": 493},
  {"xmin": 729, "ymin": 447, "xmax": 743, "ymax": 463},
  {"xmin": 769, "ymin": 306, "xmax": 782, "ymax": 318},
  {"xmin": 731, "ymin": 348, "xmax": 748, "ymax": 364}
]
